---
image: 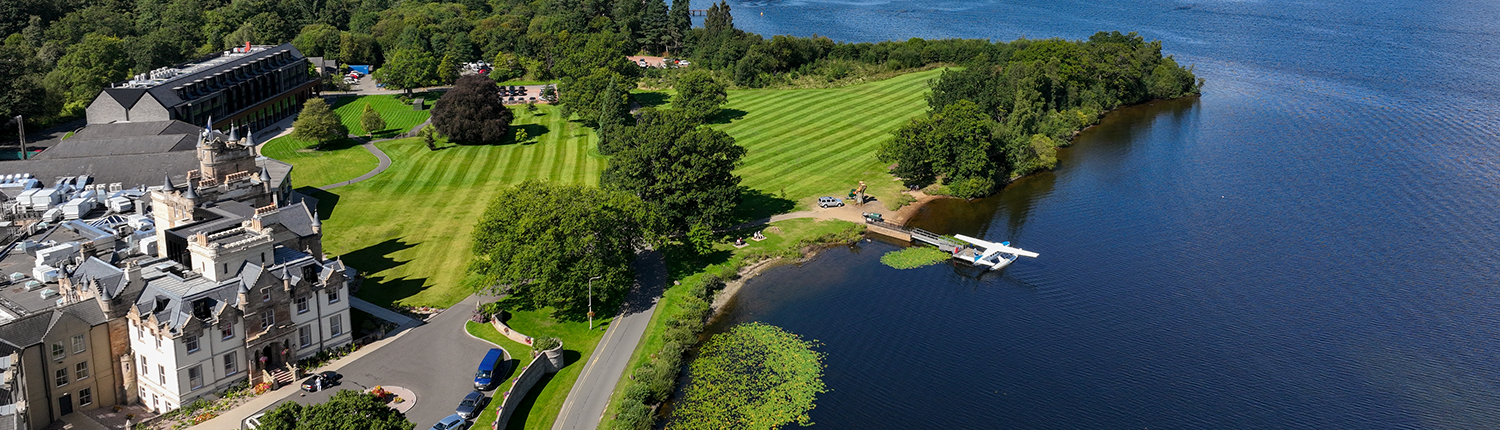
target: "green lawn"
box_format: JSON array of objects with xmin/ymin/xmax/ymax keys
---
[
  {"xmin": 465, "ymin": 304, "xmax": 612, "ymax": 430},
  {"xmin": 260, "ymin": 136, "xmax": 378, "ymax": 188},
  {"xmin": 311, "ymin": 104, "xmax": 603, "ymax": 309},
  {"xmin": 716, "ymin": 68, "xmax": 942, "ymax": 219},
  {"xmin": 598, "ymin": 218, "xmax": 865, "ymax": 430},
  {"xmin": 327, "ymin": 94, "xmax": 436, "ymax": 137}
]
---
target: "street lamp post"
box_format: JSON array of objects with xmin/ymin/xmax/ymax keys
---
[
  {"xmin": 11, "ymin": 115, "xmax": 26, "ymax": 160},
  {"xmin": 588, "ymin": 276, "xmax": 603, "ymax": 330}
]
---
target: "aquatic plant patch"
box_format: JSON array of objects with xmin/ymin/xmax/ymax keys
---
[
  {"xmin": 669, "ymin": 322, "xmax": 826, "ymax": 430},
  {"xmin": 880, "ymin": 246, "xmax": 951, "ymax": 269}
]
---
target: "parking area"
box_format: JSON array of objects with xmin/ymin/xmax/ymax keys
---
[{"xmin": 239, "ymin": 295, "xmax": 507, "ymax": 429}]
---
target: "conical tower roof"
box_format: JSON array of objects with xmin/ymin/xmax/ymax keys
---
[{"xmin": 183, "ymin": 179, "xmax": 198, "ymax": 200}]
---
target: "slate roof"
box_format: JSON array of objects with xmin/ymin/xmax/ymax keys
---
[
  {"xmin": 71, "ymin": 258, "xmax": 127, "ymax": 300},
  {"xmin": 0, "ymin": 152, "xmax": 199, "ymax": 189},
  {"xmin": 135, "ymin": 44, "xmax": 306, "ymax": 109},
  {"xmin": 68, "ymin": 121, "xmax": 201, "ymax": 140},
  {"xmin": 61, "ymin": 300, "xmax": 108, "ymax": 325},
  {"xmin": 0, "ymin": 311, "xmax": 55, "ymax": 347},
  {"xmin": 0, "ymin": 117, "xmax": 292, "ymax": 191},
  {"xmin": 32, "ymin": 135, "xmax": 198, "ymax": 160},
  {"xmin": 134, "ymin": 245, "xmax": 330, "ymax": 332}
]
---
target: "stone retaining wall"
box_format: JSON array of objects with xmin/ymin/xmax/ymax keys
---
[
  {"xmin": 492, "ymin": 343, "xmax": 563, "ymax": 429},
  {"xmin": 491, "ymin": 319, "xmax": 534, "ymax": 346}
]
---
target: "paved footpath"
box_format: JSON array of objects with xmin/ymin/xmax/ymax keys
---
[{"xmin": 551, "ymin": 250, "xmax": 667, "ymax": 430}]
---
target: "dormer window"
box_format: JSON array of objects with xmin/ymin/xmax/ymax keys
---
[{"xmin": 220, "ymin": 322, "xmax": 234, "ymax": 340}]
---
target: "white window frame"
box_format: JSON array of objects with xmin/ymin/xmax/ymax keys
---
[
  {"xmin": 79, "ymin": 387, "xmax": 93, "ymax": 406},
  {"xmin": 299, "ymin": 326, "xmax": 312, "ymax": 348},
  {"xmin": 72, "ymin": 334, "xmax": 86, "ymax": 354},
  {"xmin": 51, "ymin": 342, "xmax": 65, "ymax": 361},
  {"xmin": 76, "ymin": 361, "xmax": 89, "ymax": 380},
  {"xmin": 224, "ymin": 352, "xmax": 238, "ymax": 375},
  {"xmin": 221, "ymin": 322, "xmax": 235, "ymax": 340},
  {"xmin": 327, "ymin": 289, "xmax": 339, "ymax": 304},
  {"xmin": 189, "ymin": 365, "xmax": 203, "ymax": 390},
  {"xmin": 185, "ymin": 335, "xmax": 199, "ymax": 353},
  {"xmin": 296, "ymin": 296, "xmax": 309, "ymax": 314},
  {"xmin": 263, "ymin": 310, "xmax": 275, "ymax": 329},
  {"xmin": 55, "ymin": 368, "xmax": 69, "ymax": 387},
  {"xmin": 330, "ymin": 315, "xmax": 343, "ymax": 336},
  {"xmin": 158, "ymin": 365, "xmax": 165, "ymax": 385},
  {"xmin": 262, "ymin": 288, "xmax": 270, "ymax": 302}
]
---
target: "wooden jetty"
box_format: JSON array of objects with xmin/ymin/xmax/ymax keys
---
[{"xmin": 866, "ymin": 220, "xmax": 965, "ymax": 251}]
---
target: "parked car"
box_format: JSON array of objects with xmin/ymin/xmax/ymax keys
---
[
  {"xmin": 242, "ymin": 412, "xmax": 265, "ymax": 429},
  {"xmin": 455, "ymin": 390, "xmax": 488, "ymax": 420},
  {"xmin": 300, "ymin": 371, "xmax": 342, "ymax": 392},
  {"xmin": 474, "ymin": 348, "xmax": 505, "ymax": 390},
  {"xmin": 429, "ymin": 414, "xmax": 470, "ymax": 430},
  {"xmin": 818, "ymin": 197, "xmax": 844, "ymax": 208}
]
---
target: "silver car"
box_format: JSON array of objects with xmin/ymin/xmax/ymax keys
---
[
  {"xmin": 456, "ymin": 390, "xmax": 488, "ymax": 420},
  {"xmin": 429, "ymin": 413, "xmax": 470, "ymax": 430},
  {"xmin": 818, "ymin": 197, "xmax": 844, "ymax": 208}
]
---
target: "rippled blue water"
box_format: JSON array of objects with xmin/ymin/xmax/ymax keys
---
[{"xmin": 694, "ymin": 0, "xmax": 1500, "ymax": 428}]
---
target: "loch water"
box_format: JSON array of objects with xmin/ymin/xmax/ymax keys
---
[{"xmin": 692, "ymin": 0, "xmax": 1500, "ymax": 428}]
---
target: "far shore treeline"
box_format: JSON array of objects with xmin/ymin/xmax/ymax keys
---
[{"xmin": 1, "ymin": 0, "xmax": 1198, "ymax": 138}]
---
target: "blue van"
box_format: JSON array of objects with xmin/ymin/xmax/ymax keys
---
[{"xmin": 474, "ymin": 348, "xmax": 504, "ymax": 390}]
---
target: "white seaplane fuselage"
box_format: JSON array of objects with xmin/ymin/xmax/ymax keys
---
[{"xmin": 952, "ymin": 234, "xmax": 1040, "ymax": 271}]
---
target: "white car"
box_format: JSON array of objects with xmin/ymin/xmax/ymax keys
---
[
  {"xmin": 818, "ymin": 197, "xmax": 844, "ymax": 208},
  {"xmin": 242, "ymin": 412, "xmax": 265, "ymax": 429}
]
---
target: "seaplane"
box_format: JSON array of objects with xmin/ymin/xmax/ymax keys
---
[{"xmin": 950, "ymin": 234, "xmax": 1040, "ymax": 271}]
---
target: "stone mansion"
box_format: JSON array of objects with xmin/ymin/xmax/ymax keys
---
[{"xmin": 0, "ymin": 122, "xmax": 351, "ymax": 429}]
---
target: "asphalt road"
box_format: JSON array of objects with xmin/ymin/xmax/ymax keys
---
[
  {"xmin": 551, "ymin": 250, "xmax": 666, "ymax": 430},
  {"xmin": 251, "ymin": 295, "xmax": 506, "ymax": 428}
]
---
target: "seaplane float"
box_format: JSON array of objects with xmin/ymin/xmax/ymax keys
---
[{"xmin": 950, "ymin": 234, "xmax": 1039, "ymax": 271}]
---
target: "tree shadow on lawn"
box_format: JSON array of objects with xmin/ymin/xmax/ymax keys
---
[
  {"xmin": 369, "ymin": 128, "xmax": 406, "ymax": 139},
  {"xmin": 509, "ymin": 124, "xmax": 551, "ymax": 145},
  {"xmin": 496, "ymin": 292, "xmax": 624, "ymax": 324},
  {"xmin": 662, "ymin": 242, "xmax": 733, "ymax": 281},
  {"xmin": 501, "ymin": 371, "xmax": 556, "ymax": 430},
  {"xmin": 729, "ymin": 186, "xmax": 796, "ymax": 225},
  {"xmin": 341, "ymin": 238, "xmax": 427, "ymax": 308},
  {"xmin": 296, "ymin": 187, "xmax": 340, "ymax": 218},
  {"xmin": 633, "ymin": 91, "xmax": 671, "ymax": 109},
  {"xmin": 706, "ymin": 107, "xmax": 747, "ymax": 125}
]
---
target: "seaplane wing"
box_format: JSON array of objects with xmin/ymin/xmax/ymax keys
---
[{"xmin": 954, "ymin": 234, "xmax": 1040, "ymax": 258}]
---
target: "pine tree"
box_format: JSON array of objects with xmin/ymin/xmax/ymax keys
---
[
  {"xmin": 638, "ymin": 0, "xmax": 670, "ymax": 54},
  {"xmin": 668, "ymin": 0, "xmax": 692, "ymax": 52}
]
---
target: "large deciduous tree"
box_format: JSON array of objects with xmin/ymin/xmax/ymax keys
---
[
  {"xmin": 878, "ymin": 99, "xmax": 1001, "ymax": 198},
  {"xmin": 291, "ymin": 98, "xmax": 348, "ymax": 148},
  {"xmin": 431, "ymin": 74, "xmax": 514, "ymax": 144},
  {"xmin": 560, "ymin": 68, "xmax": 631, "ymax": 131},
  {"xmin": 358, "ymin": 103, "xmax": 385, "ymax": 136},
  {"xmin": 373, "ymin": 48, "xmax": 437, "ymax": 95},
  {"xmin": 42, "ymin": 33, "xmax": 130, "ymax": 117},
  {"xmin": 672, "ymin": 69, "xmax": 727, "ymax": 123},
  {"xmin": 258, "ymin": 390, "xmax": 414, "ymax": 430},
  {"xmin": 603, "ymin": 108, "xmax": 746, "ymax": 231},
  {"xmin": 467, "ymin": 181, "xmax": 653, "ymax": 316}
]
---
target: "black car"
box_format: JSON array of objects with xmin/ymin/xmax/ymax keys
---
[
  {"xmin": 300, "ymin": 371, "xmax": 342, "ymax": 392},
  {"xmin": 455, "ymin": 390, "xmax": 488, "ymax": 420}
]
